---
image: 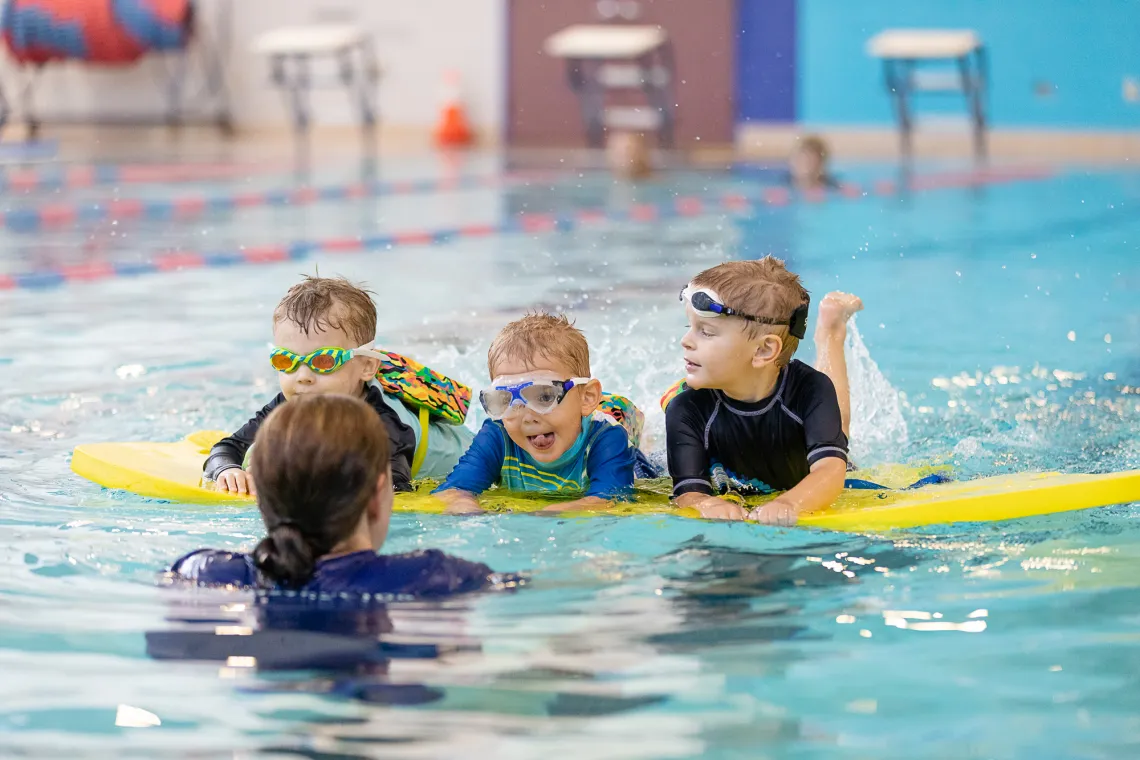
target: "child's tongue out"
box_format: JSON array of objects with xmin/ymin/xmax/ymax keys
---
[{"xmin": 528, "ymin": 432, "xmax": 556, "ymax": 451}]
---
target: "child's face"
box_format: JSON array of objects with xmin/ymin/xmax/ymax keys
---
[
  {"xmin": 680, "ymin": 305, "xmax": 772, "ymax": 390},
  {"xmin": 488, "ymin": 358, "xmax": 602, "ymax": 464},
  {"xmin": 790, "ymin": 147, "xmax": 824, "ymax": 183},
  {"xmin": 272, "ymin": 319, "xmax": 377, "ymax": 400}
]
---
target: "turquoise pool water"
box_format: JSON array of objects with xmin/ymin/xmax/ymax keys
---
[{"xmin": 2, "ymin": 160, "xmax": 1139, "ymax": 758}]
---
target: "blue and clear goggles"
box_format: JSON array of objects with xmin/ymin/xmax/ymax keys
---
[{"xmin": 479, "ymin": 376, "xmax": 590, "ymax": 419}]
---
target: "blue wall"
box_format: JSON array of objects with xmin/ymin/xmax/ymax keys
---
[
  {"xmin": 736, "ymin": 0, "xmax": 797, "ymax": 122},
  {"xmin": 770, "ymin": 0, "xmax": 1140, "ymax": 128}
]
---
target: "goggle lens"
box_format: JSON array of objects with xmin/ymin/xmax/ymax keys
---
[
  {"xmin": 520, "ymin": 383, "xmax": 564, "ymax": 412},
  {"xmin": 309, "ymin": 353, "xmax": 338, "ymax": 372},
  {"xmin": 479, "ymin": 389, "xmax": 514, "ymax": 418},
  {"xmin": 688, "ymin": 291, "xmax": 721, "ymax": 315},
  {"xmin": 270, "ymin": 353, "xmax": 296, "ymax": 371}
]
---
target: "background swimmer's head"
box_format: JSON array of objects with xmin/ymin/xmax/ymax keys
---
[
  {"xmin": 682, "ymin": 257, "xmax": 810, "ymax": 391},
  {"xmin": 485, "ymin": 313, "xmax": 602, "ymax": 464},
  {"xmin": 271, "ymin": 276, "xmax": 380, "ymax": 400},
  {"xmin": 250, "ymin": 394, "xmax": 394, "ymax": 588},
  {"xmin": 790, "ymin": 134, "xmax": 830, "ymax": 187}
]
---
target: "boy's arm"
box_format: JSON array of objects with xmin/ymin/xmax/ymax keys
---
[
  {"xmin": 367, "ymin": 389, "xmax": 417, "ymax": 492},
  {"xmin": 750, "ymin": 372, "xmax": 849, "ymax": 525},
  {"xmin": 432, "ymin": 421, "xmax": 505, "ymax": 513},
  {"xmin": 748, "ymin": 457, "xmax": 846, "ymax": 525},
  {"xmin": 665, "ymin": 397, "xmax": 750, "ymax": 520},
  {"xmin": 202, "ymin": 395, "xmax": 283, "ymax": 481}
]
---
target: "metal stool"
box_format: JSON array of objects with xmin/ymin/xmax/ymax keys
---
[
  {"xmin": 253, "ymin": 24, "xmax": 380, "ymax": 152},
  {"xmin": 867, "ymin": 29, "xmax": 987, "ymax": 162},
  {"xmin": 544, "ymin": 24, "xmax": 675, "ymax": 149}
]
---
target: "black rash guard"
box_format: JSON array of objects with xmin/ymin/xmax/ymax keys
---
[
  {"xmin": 203, "ymin": 384, "xmax": 416, "ymax": 491},
  {"xmin": 665, "ymin": 359, "xmax": 848, "ymax": 497}
]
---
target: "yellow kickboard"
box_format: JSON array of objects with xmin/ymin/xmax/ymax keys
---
[{"xmin": 70, "ymin": 431, "xmax": 1140, "ymax": 531}]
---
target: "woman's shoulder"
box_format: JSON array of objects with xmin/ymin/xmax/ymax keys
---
[
  {"xmin": 316, "ymin": 550, "xmax": 501, "ymax": 598},
  {"xmin": 167, "ymin": 548, "xmax": 259, "ymax": 587},
  {"xmin": 167, "ymin": 548, "xmax": 506, "ymax": 598}
]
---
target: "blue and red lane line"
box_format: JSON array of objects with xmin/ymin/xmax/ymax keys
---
[
  {"xmin": 0, "ymin": 166, "xmax": 1055, "ymax": 292},
  {"xmin": 0, "ymin": 165, "xmax": 1052, "ymax": 233}
]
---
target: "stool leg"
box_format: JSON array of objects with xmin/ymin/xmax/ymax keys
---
[
  {"xmin": 0, "ymin": 78, "xmax": 9, "ymax": 137},
  {"xmin": 164, "ymin": 50, "xmax": 189, "ymax": 129},
  {"xmin": 21, "ymin": 65, "xmax": 43, "ymax": 141},
  {"xmin": 274, "ymin": 53, "xmax": 311, "ymax": 168},
  {"xmin": 885, "ymin": 59, "xmax": 913, "ymax": 164},
  {"xmin": 344, "ymin": 39, "xmax": 379, "ymax": 152},
  {"xmin": 962, "ymin": 47, "xmax": 988, "ymax": 163},
  {"xmin": 569, "ymin": 58, "xmax": 604, "ymax": 148},
  {"xmin": 196, "ymin": 2, "xmax": 235, "ymax": 136},
  {"xmin": 653, "ymin": 41, "xmax": 676, "ymax": 149}
]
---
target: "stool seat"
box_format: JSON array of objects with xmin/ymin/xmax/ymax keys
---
[
  {"xmin": 254, "ymin": 24, "xmax": 367, "ymax": 56},
  {"xmin": 544, "ymin": 24, "xmax": 667, "ymax": 60},
  {"xmin": 867, "ymin": 29, "xmax": 981, "ymax": 60}
]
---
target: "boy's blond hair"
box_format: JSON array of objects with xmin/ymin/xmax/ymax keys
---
[
  {"xmin": 487, "ymin": 312, "xmax": 591, "ymax": 378},
  {"xmin": 273, "ymin": 276, "xmax": 376, "ymax": 347},
  {"xmin": 691, "ymin": 256, "xmax": 809, "ymax": 366}
]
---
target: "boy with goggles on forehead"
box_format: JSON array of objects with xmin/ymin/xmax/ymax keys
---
[
  {"xmin": 433, "ymin": 313, "xmax": 652, "ymax": 512},
  {"xmin": 666, "ymin": 256, "xmax": 862, "ymax": 525},
  {"xmin": 204, "ymin": 276, "xmax": 473, "ymax": 496}
]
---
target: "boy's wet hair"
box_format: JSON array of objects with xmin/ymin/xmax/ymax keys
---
[
  {"xmin": 487, "ymin": 312, "xmax": 591, "ymax": 378},
  {"xmin": 692, "ymin": 256, "xmax": 810, "ymax": 366},
  {"xmin": 798, "ymin": 134, "xmax": 829, "ymax": 163},
  {"xmin": 274, "ymin": 276, "xmax": 376, "ymax": 346},
  {"xmin": 251, "ymin": 394, "xmax": 390, "ymax": 588}
]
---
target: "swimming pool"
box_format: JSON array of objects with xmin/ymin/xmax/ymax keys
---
[{"xmin": 2, "ymin": 159, "xmax": 1139, "ymax": 757}]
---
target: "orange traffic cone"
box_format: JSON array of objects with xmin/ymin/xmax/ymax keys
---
[{"xmin": 434, "ymin": 71, "xmax": 473, "ymax": 148}]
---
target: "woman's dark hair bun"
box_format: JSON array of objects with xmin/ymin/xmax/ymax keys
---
[{"xmin": 252, "ymin": 522, "xmax": 315, "ymax": 588}]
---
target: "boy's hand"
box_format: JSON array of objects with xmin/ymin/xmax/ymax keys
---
[
  {"xmin": 676, "ymin": 492, "xmax": 748, "ymax": 521},
  {"xmin": 539, "ymin": 496, "xmax": 608, "ymax": 514},
  {"xmin": 435, "ymin": 489, "xmax": 484, "ymax": 515},
  {"xmin": 747, "ymin": 498, "xmax": 799, "ymax": 526},
  {"xmin": 694, "ymin": 498, "xmax": 749, "ymax": 521},
  {"xmin": 216, "ymin": 468, "xmax": 256, "ymax": 496},
  {"xmin": 697, "ymin": 499, "xmax": 749, "ymax": 521}
]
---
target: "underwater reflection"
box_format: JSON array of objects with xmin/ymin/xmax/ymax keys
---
[
  {"xmin": 145, "ymin": 587, "xmax": 671, "ymax": 721},
  {"xmin": 649, "ymin": 534, "xmax": 924, "ymax": 651}
]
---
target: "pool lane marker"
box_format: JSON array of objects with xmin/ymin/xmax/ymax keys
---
[
  {"xmin": 0, "ymin": 161, "xmax": 281, "ymax": 194},
  {"xmin": 0, "ymin": 174, "xmax": 521, "ymax": 232},
  {"xmin": 0, "ymin": 165, "xmax": 1053, "ymax": 232},
  {"xmin": 0, "ymin": 166, "xmax": 1055, "ymax": 292},
  {"xmin": 0, "ymin": 194, "xmax": 753, "ymax": 290}
]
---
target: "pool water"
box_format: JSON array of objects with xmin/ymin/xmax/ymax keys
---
[{"xmin": 2, "ymin": 159, "xmax": 1140, "ymax": 758}]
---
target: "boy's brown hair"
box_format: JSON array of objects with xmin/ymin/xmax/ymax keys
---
[
  {"xmin": 799, "ymin": 134, "xmax": 829, "ymax": 163},
  {"xmin": 273, "ymin": 276, "xmax": 376, "ymax": 346},
  {"xmin": 691, "ymin": 256, "xmax": 809, "ymax": 366},
  {"xmin": 487, "ymin": 312, "xmax": 591, "ymax": 378}
]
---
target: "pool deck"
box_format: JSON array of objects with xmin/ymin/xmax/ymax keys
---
[{"xmin": 4, "ymin": 123, "xmax": 1138, "ymax": 170}]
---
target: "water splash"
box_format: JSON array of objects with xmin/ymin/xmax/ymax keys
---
[{"xmin": 846, "ymin": 317, "xmax": 909, "ymax": 463}]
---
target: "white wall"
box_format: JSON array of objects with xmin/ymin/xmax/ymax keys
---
[{"xmin": 0, "ymin": 0, "xmax": 506, "ymax": 137}]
